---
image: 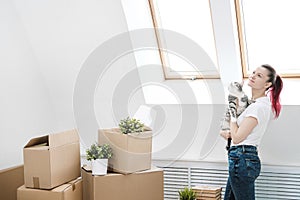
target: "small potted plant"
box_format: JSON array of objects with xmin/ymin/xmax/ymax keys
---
[
  {"xmin": 178, "ymin": 187, "xmax": 196, "ymax": 200},
  {"xmin": 118, "ymin": 117, "xmax": 145, "ymax": 135},
  {"xmin": 86, "ymin": 143, "xmax": 113, "ymax": 175}
]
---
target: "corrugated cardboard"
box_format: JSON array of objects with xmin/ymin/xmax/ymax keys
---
[
  {"xmin": 17, "ymin": 177, "xmax": 82, "ymax": 200},
  {"xmin": 82, "ymin": 166, "xmax": 164, "ymax": 200},
  {"xmin": 0, "ymin": 165, "xmax": 24, "ymax": 200},
  {"xmin": 193, "ymin": 185, "xmax": 222, "ymax": 200},
  {"xmin": 98, "ymin": 127, "xmax": 152, "ymax": 174},
  {"xmin": 23, "ymin": 129, "xmax": 81, "ymax": 189}
]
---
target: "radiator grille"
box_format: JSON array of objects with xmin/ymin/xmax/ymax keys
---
[
  {"xmin": 163, "ymin": 167, "xmax": 189, "ymax": 199},
  {"xmin": 256, "ymin": 171, "xmax": 300, "ymax": 199},
  {"xmin": 156, "ymin": 161, "xmax": 300, "ymax": 200}
]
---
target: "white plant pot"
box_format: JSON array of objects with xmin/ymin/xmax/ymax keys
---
[{"xmin": 92, "ymin": 158, "xmax": 108, "ymax": 175}]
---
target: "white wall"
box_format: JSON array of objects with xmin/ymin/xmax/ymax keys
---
[
  {"xmin": 0, "ymin": 0, "xmax": 143, "ymax": 169},
  {"xmin": 0, "ymin": 0, "xmax": 56, "ymax": 170},
  {"xmin": 121, "ymin": 0, "xmax": 300, "ymax": 166}
]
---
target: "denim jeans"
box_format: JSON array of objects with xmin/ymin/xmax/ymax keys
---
[{"xmin": 224, "ymin": 145, "xmax": 261, "ymax": 200}]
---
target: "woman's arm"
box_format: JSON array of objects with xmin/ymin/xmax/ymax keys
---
[{"xmin": 230, "ymin": 117, "xmax": 258, "ymax": 144}]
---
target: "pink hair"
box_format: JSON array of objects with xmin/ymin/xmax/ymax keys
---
[{"xmin": 262, "ymin": 64, "xmax": 283, "ymax": 118}]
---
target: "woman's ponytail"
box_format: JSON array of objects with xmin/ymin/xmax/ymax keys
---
[
  {"xmin": 261, "ymin": 64, "xmax": 283, "ymax": 118},
  {"xmin": 270, "ymin": 74, "xmax": 283, "ymax": 118}
]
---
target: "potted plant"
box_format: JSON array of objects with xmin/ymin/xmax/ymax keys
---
[
  {"xmin": 118, "ymin": 117, "xmax": 145, "ymax": 135},
  {"xmin": 178, "ymin": 187, "xmax": 196, "ymax": 200},
  {"xmin": 86, "ymin": 143, "xmax": 113, "ymax": 175}
]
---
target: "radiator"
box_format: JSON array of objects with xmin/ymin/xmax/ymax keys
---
[{"xmin": 154, "ymin": 160, "xmax": 300, "ymax": 200}]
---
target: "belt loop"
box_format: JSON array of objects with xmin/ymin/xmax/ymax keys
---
[{"xmin": 242, "ymin": 145, "xmax": 245, "ymax": 153}]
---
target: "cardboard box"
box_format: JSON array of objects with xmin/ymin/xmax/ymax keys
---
[
  {"xmin": 17, "ymin": 177, "xmax": 82, "ymax": 200},
  {"xmin": 98, "ymin": 127, "xmax": 152, "ymax": 174},
  {"xmin": 192, "ymin": 185, "xmax": 222, "ymax": 200},
  {"xmin": 0, "ymin": 165, "xmax": 24, "ymax": 200},
  {"xmin": 82, "ymin": 166, "xmax": 164, "ymax": 200},
  {"xmin": 23, "ymin": 129, "xmax": 81, "ymax": 189}
]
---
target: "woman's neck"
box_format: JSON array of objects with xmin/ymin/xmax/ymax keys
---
[{"xmin": 251, "ymin": 91, "xmax": 266, "ymax": 101}]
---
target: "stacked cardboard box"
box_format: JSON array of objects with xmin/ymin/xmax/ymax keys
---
[
  {"xmin": 15, "ymin": 127, "xmax": 163, "ymax": 199},
  {"xmin": 80, "ymin": 127, "xmax": 164, "ymax": 200},
  {"xmin": 17, "ymin": 129, "xmax": 82, "ymax": 200},
  {"xmin": 192, "ymin": 185, "xmax": 222, "ymax": 200},
  {"xmin": 17, "ymin": 178, "xmax": 82, "ymax": 200},
  {"xmin": 82, "ymin": 166, "xmax": 163, "ymax": 200},
  {"xmin": 0, "ymin": 165, "xmax": 24, "ymax": 200}
]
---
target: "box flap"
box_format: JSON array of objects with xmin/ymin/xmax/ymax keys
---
[
  {"xmin": 24, "ymin": 135, "xmax": 48, "ymax": 148},
  {"xmin": 49, "ymin": 129, "xmax": 79, "ymax": 148},
  {"xmin": 144, "ymin": 126, "xmax": 152, "ymax": 131},
  {"xmin": 82, "ymin": 165, "xmax": 92, "ymax": 172},
  {"xmin": 53, "ymin": 177, "xmax": 82, "ymax": 192}
]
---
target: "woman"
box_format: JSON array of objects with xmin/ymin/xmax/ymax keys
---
[{"xmin": 220, "ymin": 64, "xmax": 283, "ymax": 200}]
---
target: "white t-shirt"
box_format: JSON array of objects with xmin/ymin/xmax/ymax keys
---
[{"xmin": 232, "ymin": 96, "xmax": 272, "ymax": 147}]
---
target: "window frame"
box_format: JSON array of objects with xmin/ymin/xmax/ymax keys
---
[
  {"xmin": 234, "ymin": 0, "xmax": 300, "ymax": 78},
  {"xmin": 148, "ymin": 0, "xmax": 220, "ymax": 80}
]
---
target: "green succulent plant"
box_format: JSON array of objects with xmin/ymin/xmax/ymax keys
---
[
  {"xmin": 118, "ymin": 117, "xmax": 144, "ymax": 134},
  {"xmin": 178, "ymin": 187, "xmax": 196, "ymax": 200},
  {"xmin": 86, "ymin": 143, "xmax": 113, "ymax": 161}
]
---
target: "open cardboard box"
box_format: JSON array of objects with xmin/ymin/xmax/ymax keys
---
[
  {"xmin": 23, "ymin": 129, "xmax": 81, "ymax": 189},
  {"xmin": 17, "ymin": 177, "xmax": 82, "ymax": 200},
  {"xmin": 82, "ymin": 166, "xmax": 163, "ymax": 200},
  {"xmin": 98, "ymin": 127, "xmax": 152, "ymax": 174}
]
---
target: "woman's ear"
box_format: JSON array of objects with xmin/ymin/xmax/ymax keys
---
[{"xmin": 265, "ymin": 81, "xmax": 272, "ymax": 89}]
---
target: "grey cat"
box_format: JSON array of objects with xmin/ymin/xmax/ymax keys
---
[{"xmin": 220, "ymin": 82, "xmax": 254, "ymax": 149}]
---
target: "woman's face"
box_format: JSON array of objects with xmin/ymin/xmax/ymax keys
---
[{"xmin": 248, "ymin": 66, "xmax": 272, "ymax": 90}]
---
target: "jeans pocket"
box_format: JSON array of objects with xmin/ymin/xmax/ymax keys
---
[
  {"xmin": 245, "ymin": 157, "xmax": 261, "ymax": 180},
  {"xmin": 229, "ymin": 155, "xmax": 239, "ymax": 176}
]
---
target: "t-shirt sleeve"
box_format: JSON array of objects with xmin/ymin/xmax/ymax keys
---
[{"xmin": 244, "ymin": 104, "xmax": 263, "ymax": 124}]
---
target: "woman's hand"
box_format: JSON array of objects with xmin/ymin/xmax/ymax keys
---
[{"xmin": 220, "ymin": 130, "xmax": 231, "ymax": 140}]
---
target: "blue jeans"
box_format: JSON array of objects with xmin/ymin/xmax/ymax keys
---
[{"xmin": 224, "ymin": 145, "xmax": 261, "ymax": 200}]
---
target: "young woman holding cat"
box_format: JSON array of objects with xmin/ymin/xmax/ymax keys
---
[{"xmin": 220, "ymin": 64, "xmax": 283, "ymax": 200}]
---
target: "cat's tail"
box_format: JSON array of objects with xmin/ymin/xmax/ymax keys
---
[{"xmin": 226, "ymin": 138, "xmax": 232, "ymax": 151}]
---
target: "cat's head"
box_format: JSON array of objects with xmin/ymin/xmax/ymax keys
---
[{"xmin": 228, "ymin": 81, "xmax": 244, "ymax": 96}]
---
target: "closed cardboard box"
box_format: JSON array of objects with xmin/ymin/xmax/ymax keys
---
[
  {"xmin": 98, "ymin": 127, "xmax": 152, "ymax": 174},
  {"xmin": 23, "ymin": 129, "xmax": 81, "ymax": 189},
  {"xmin": 82, "ymin": 166, "xmax": 163, "ymax": 200},
  {"xmin": 17, "ymin": 177, "xmax": 82, "ymax": 200},
  {"xmin": 0, "ymin": 165, "xmax": 24, "ymax": 200}
]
